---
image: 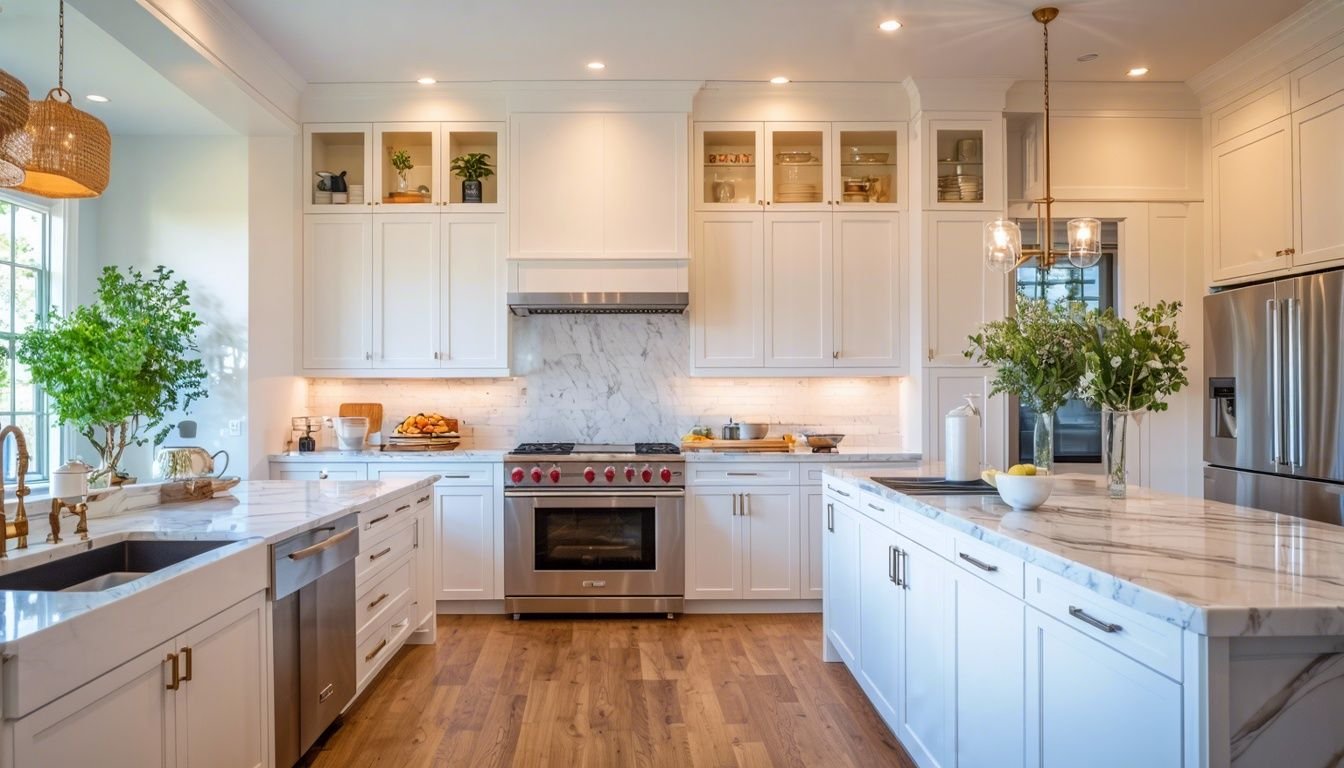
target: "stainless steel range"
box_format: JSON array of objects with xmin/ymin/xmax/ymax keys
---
[{"xmin": 503, "ymin": 443, "xmax": 684, "ymax": 617}]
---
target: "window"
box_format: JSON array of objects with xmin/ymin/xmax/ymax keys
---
[
  {"xmin": 0, "ymin": 193, "xmax": 59, "ymax": 485},
  {"xmin": 1012, "ymin": 219, "xmax": 1118, "ymax": 465}
]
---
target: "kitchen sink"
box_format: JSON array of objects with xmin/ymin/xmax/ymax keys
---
[
  {"xmin": 0, "ymin": 539, "xmax": 235, "ymax": 592},
  {"xmin": 871, "ymin": 477, "xmax": 999, "ymax": 496}
]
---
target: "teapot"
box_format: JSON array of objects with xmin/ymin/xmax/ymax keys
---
[{"xmin": 155, "ymin": 446, "xmax": 230, "ymax": 481}]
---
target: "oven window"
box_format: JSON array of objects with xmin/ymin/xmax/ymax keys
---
[{"xmin": 534, "ymin": 507, "xmax": 657, "ymax": 571}]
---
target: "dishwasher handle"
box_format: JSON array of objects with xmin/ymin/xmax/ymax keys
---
[{"xmin": 287, "ymin": 527, "xmax": 357, "ymax": 561}]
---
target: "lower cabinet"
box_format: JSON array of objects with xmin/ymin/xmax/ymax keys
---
[
  {"xmin": 802, "ymin": 489, "xmax": 826, "ymax": 598},
  {"xmin": 10, "ymin": 592, "xmax": 268, "ymax": 768},
  {"xmin": 953, "ymin": 567, "xmax": 1025, "ymax": 768},
  {"xmin": 686, "ymin": 486, "xmax": 800, "ymax": 599},
  {"xmin": 822, "ymin": 497, "xmax": 862, "ymax": 667},
  {"xmin": 895, "ymin": 535, "xmax": 954, "ymax": 768},
  {"xmin": 857, "ymin": 515, "xmax": 903, "ymax": 726},
  {"xmin": 437, "ymin": 486, "xmax": 499, "ymax": 599}
]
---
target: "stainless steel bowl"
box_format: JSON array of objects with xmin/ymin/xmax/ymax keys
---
[
  {"xmin": 803, "ymin": 433, "xmax": 845, "ymax": 451},
  {"xmin": 738, "ymin": 422, "xmax": 769, "ymax": 440}
]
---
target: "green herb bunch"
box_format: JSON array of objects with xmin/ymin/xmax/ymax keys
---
[
  {"xmin": 1077, "ymin": 301, "xmax": 1189, "ymax": 413},
  {"xmin": 965, "ymin": 298, "xmax": 1089, "ymax": 414},
  {"xmin": 390, "ymin": 149, "xmax": 413, "ymax": 173}
]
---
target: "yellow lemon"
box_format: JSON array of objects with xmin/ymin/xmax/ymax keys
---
[{"xmin": 1007, "ymin": 464, "xmax": 1037, "ymax": 476}]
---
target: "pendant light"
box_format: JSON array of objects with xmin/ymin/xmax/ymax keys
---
[
  {"xmin": 985, "ymin": 7, "xmax": 1101, "ymax": 273},
  {"xmin": 16, "ymin": 0, "xmax": 111, "ymax": 199},
  {"xmin": 0, "ymin": 68, "xmax": 32, "ymax": 186}
]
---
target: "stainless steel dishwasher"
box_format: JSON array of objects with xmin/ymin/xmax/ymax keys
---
[{"xmin": 272, "ymin": 513, "xmax": 359, "ymax": 767}]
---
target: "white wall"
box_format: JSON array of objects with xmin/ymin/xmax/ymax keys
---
[{"xmin": 80, "ymin": 136, "xmax": 250, "ymax": 480}]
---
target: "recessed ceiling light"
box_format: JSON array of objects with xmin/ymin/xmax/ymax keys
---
[
  {"xmin": 587, "ymin": 61, "xmax": 606, "ymax": 70},
  {"xmin": 770, "ymin": 76, "xmax": 790, "ymax": 85},
  {"xmin": 85, "ymin": 94, "xmax": 109, "ymax": 103},
  {"xmin": 879, "ymin": 19, "xmax": 902, "ymax": 32},
  {"xmin": 416, "ymin": 77, "xmax": 437, "ymax": 85},
  {"xmin": 1077, "ymin": 53, "xmax": 1099, "ymax": 62},
  {"xmin": 1127, "ymin": 67, "xmax": 1149, "ymax": 77}
]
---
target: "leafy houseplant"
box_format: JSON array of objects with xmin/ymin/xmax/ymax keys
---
[
  {"xmin": 965, "ymin": 298, "xmax": 1089, "ymax": 472},
  {"xmin": 17, "ymin": 266, "xmax": 208, "ymax": 486},
  {"xmin": 390, "ymin": 149, "xmax": 413, "ymax": 193},
  {"xmin": 450, "ymin": 152, "xmax": 494, "ymax": 203},
  {"xmin": 1076, "ymin": 301, "xmax": 1190, "ymax": 497}
]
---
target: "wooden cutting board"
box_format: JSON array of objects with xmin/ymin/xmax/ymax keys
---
[
  {"xmin": 339, "ymin": 402, "xmax": 384, "ymax": 439},
  {"xmin": 681, "ymin": 438, "xmax": 793, "ymax": 453}
]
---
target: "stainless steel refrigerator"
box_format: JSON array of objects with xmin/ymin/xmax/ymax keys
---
[{"xmin": 1203, "ymin": 268, "xmax": 1344, "ymax": 524}]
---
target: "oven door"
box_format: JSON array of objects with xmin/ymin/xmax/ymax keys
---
[{"xmin": 504, "ymin": 490, "xmax": 685, "ymax": 597}]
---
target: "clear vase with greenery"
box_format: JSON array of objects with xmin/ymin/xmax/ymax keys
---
[
  {"xmin": 966, "ymin": 298, "xmax": 1088, "ymax": 473},
  {"xmin": 1077, "ymin": 301, "xmax": 1190, "ymax": 498},
  {"xmin": 390, "ymin": 149, "xmax": 413, "ymax": 193},
  {"xmin": 17, "ymin": 266, "xmax": 208, "ymax": 486},
  {"xmin": 450, "ymin": 152, "xmax": 494, "ymax": 203}
]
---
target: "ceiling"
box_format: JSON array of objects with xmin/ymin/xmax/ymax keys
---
[
  {"xmin": 222, "ymin": 0, "xmax": 1311, "ymax": 85},
  {"xmin": 0, "ymin": 1, "xmax": 232, "ymax": 135}
]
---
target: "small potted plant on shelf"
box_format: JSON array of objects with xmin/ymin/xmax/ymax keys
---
[
  {"xmin": 17, "ymin": 266, "xmax": 209, "ymax": 487},
  {"xmin": 450, "ymin": 152, "xmax": 494, "ymax": 203},
  {"xmin": 390, "ymin": 149, "xmax": 413, "ymax": 194}
]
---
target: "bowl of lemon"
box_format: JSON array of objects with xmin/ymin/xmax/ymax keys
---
[{"xmin": 982, "ymin": 464, "xmax": 1054, "ymax": 511}]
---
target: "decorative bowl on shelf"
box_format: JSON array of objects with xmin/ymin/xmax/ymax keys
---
[
  {"xmin": 847, "ymin": 152, "xmax": 889, "ymax": 164},
  {"xmin": 994, "ymin": 474, "xmax": 1055, "ymax": 511},
  {"xmin": 775, "ymin": 151, "xmax": 815, "ymax": 164}
]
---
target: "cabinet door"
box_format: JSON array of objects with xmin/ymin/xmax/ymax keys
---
[
  {"xmin": 926, "ymin": 117, "xmax": 1004, "ymax": 211},
  {"xmin": 898, "ymin": 536, "xmax": 954, "ymax": 768},
  {"xmin": 373, "ymin": 213, "xmax": 440, "ymax": 368},
  {"xmin": 441, "ymin": 214, "xmax": 508, "ymax": 369},
  {"xmin": 1025, "ymin": 607, "xmax": 1182, "ymax": 768},
  {"xmin": 832, "ymin": 122, "xmax": 907, "ymax": 212},
  {"xmin": 923, "ymin": 370, "xmax": 1008, "ymax": 478},
  {"xmin": 413, "ymin": 502, "xmax": 436, "ymax": 633},
  {"xmin": 1212, "ymin": 116, "xmax": 1293, "ymax": 282},
  {"xmin": 858, "ymin": 515, "xmax": 903, "ymax": 729},
  {"xmin": 926, "ymin": 212, "xmax": 1008, "ymax": 366},
  {"xmin": 686, "ymin": 489, "xmax": 742, "ymax": 599},
  {"xmin": 373, "ymin": 122, "xmax": 441, "ymax": 212},
  {"xmin": 437, "ymin": 488, "xmax": 497, "ymax": 599},
  {"xmin": 1293, "ymin": 91, "xmax": 1344, "ymax": 268},
  {"xmin": 304, "ymin": 123, "xmax": 373, "ymax": 214},
  {"xmin": 740, "ymin": 488, "xmax": 800, "ymax": 598},
  {"xmin": 692, "ymin": 213, "xmax": 765, "ymax": 368},
  {"xmin": 511, "ymin": 112, "xmax": 604, "ymax": 259},
  {"xmin": 766, "ymin": 122, "xmax": 832, "ymax": 209},
  {"xmin": 834, "ymin": 212, "xmax": 905, "ymax": 369},
  {"xmin": 443, "ymin": 122, "xmax": 506, "ymax": 212},
  {"xmin": 303, "ymin": 214, "xmax": 373, "ymax": 369},
  {"xmin": 179, "ymin": 593, "xmax": 268, "ymax": 768},
  {"xmin": 12, "ymin": 640, "xmax": 177, "ymax": 768},
  {"xmin": 696, "ymin": 122, "xmax": 765, "ymax": 211},
  {"xmin": 954, "ymin": 570, "xmax": 1025, "ymax": 768},
  {"xmin": 271, "ymin": 463, "xmax": 368, "ymax": 481},
  {"xmin": 603, "ymin": 113, "xmax": 688, "ymax": 259},
  {"xmin": 765, "ymin": 212, "xmax": 833, "ymax": 367},
  {"xmin": 823, "ymin": 498, "xmax": 862, "ymax": 669},
  {"xmin": 801, "ymin": 489, "xmax": 825, "ymax": 598}
]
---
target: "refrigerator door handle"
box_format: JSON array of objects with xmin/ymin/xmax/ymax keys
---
[
  {"xmin": 1267, "ymin": 299, "xmax": 1284, "ymax": 466},
  {"xmin": 1286, "ymin": 297, "xmax": 1304, "ymax": 469}
]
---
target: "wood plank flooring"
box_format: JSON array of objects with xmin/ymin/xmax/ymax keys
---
[{"xmin": 308, "ymin": 613, "xmax": 916, "ymax": 768}]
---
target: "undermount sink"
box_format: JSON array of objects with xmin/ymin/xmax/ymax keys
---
[{"xmin": 0, "ymin": 539, "xmax": 235, "ymax": 592}]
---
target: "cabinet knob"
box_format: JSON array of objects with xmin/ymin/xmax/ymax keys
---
[
  {"xmin": 765, "ymin": 200, "xmax": 771, "ymax": 206},
  {"xmin": 928, "ymin": 349, "xmax": 935, "ymax": 362},
  {"xmin": 1285, "ymin": 248, "xmax": 1296, "ymax": 256},
  {"xmin": 366, "ymin": 202, "xmax": 373, "ymax": 207},
  {"xmin": 833, "ymin": 351, "xmax": 839, "ymax": 359},
  {"xmin": 757, "ymin": 200, "xmax": 764, "ymax": 206}
]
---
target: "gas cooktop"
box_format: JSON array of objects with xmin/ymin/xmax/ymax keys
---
[{"xmin": 509, "ymin": 442, "xmax": 681, "ymax": 457}]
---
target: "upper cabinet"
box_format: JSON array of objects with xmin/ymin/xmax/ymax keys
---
[
  {"xmin": 833, "ymin": 123, "xmax": 907, "ymax": 212},
  {"xmin": 511, "ymin": 112, "xmax": 687, "ymax": 260},
  {"xmin": 696, "ymin": 123, "xmax": 765, "ymax": 211},
  {"xmin": 374, "ymin": 123, "xmax": 440, "ymax": 213},
  {"xmin": 923, "ymin": 116, "xmax": 1004, "ymax": 211},
  {"xmin": 305, "ymin": 124, "xmax": 374, "ymax": 214},
  {"xmin": 766, "ymin": 122, "xmax": 831, "ymax": 210},
  {"xmin": 1211, "ymin": 117, "xmax": 1293, "ymax": 282}
]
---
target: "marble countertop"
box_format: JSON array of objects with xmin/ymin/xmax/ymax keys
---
[
  {"xmin": 0, "ymin": 476, "xmax": 439, "ymax": 648},
  {"xmin": 270, "ymin": 449, "xmax": 506, "ymax": 462},
  {"xmin": 683, "ymin": 446, "xmax": 919, "ymax": 463},
  {"xmin": 270, "ymin": 447, "xmax": 919, "ymax": 463},
  {"xmin": 825, "ymin": 465, "xmax": 1344, "ymax": 637}
]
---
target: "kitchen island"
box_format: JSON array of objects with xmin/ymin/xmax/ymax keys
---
[{"xmin": 822, "ymin": 465, "xmax": 1344, "ymax": 768}]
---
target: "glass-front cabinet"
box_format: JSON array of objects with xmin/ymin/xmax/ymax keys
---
[
  {"xmin": 925, "ymin": 116, "xmax": 1004, "ymax": 210},
  {"xmin": 832, "ymin": 122, "xmax": 906, "ymax": 211},
  {"xmin": 695, "ymin": 122, "xmax": 765, "ymax": 211},
  {"xmin": 374, "ymin": 123, "xmax": 440, "ymax": 212},
  {"xmin": 443, "ymin": 123, "xmax": 504, "ymax": 212},
  {"xmin": 766, "ymin": 122, "xmax": 830, "ymax": 210},
  {"xmin": 304, "ymin": 124, "xmax": 374, "ymax": 213}
]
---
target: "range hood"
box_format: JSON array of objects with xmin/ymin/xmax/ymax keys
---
[{"xmin": 508, "ymin": 260, "xmax": 688, "ymax": 316}]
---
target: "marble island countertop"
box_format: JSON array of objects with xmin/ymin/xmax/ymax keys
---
[
  {"xmin": 825, "ymin": 465, "xmax": 1344, "ymax": 638},
  {"xmin": 270, "ymin": 446, "xmax": 920, "ymax": 463}
]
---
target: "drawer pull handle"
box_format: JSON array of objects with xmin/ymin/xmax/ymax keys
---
[
  {"xmin": 726, "ymin": 472, "xmax": 760, "ymax": 477},
  {"xmin": 365, "ymin": 514, "xmax": 390, "ymax": 528},
  {"xmin": 1069, "ymin": 606, "xmax": 1123, "ymax": 634},
  {"xmin": 888, "ymin": 545, "xmax": 897, "ymax": 583},
  {"xmin": 582, "ymin": 579, "xmax": 607, "ymax": 588},
  {"xmin": 826, "ymin": 485, "xmax": 851, "ymax": 497},
  {"xmin": 288, "ymin": 527, "xmax": 356, "ymax": 560},
  {"xmin": 394, "ymin": 504, "xmax": 411, "ymax": 513},
  {"xmin": 319, "ymin": 683, "xmax": 335, "ymax": 703},
  {"xmin": 181, "ymin": 646, "xmax": 193, "ymax": 682},
  {"xmin": 368, "ymin": 592, "xmax": 390, "ymax": 610},
  {"xmin": 958, "ymin": 552, "xmax": 999, "ymax": 572},
  {"xmin": 867, "ymin": 503, "xmax": 884, "ymax": 513},
  {"xmin": 417, "ymin": 494, "xmax": 430, "ymax": 504},
  {"xmin": 826, "ymin": 502, "xmax": 834, "ymax": 532},
  {"xmin": 364, "ymin": 638, "xmax": 388, "ymax": 662},
  {"xmin": 443, "ymin": 475, "xmax": 472, "ymax": 480},
  {"xmin": 369, "ymin": 546, "xmax": 393, "ymax": 562},
  {"xmin": 165, "ymin": 652, "xmax": 181, "ymax": 691}
]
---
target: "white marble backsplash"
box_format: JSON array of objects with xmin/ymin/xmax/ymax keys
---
[{"xmin": 307, "ymin": 315, "xmax": 911, "ymax": 449}]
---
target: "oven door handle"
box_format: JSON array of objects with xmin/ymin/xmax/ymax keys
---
[{"xmin": 505, "ymin": 490, "xmax": 685, "ymax": 501}]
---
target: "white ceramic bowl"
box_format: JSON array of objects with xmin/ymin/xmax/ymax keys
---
[{"xmin": 994, "ymin": 474, "xmax": 1055, "ymax": 511}]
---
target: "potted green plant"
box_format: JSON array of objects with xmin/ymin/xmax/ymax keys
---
[
  {"xmin": 17, "ymin": 266, "xmax": 209, "ymax": 486},
  {"xmin": 1076, "ymin": 301, "xmax": 1190, "ymax": 498},
  {"xmin": 965, "ymin": 298, "xmax": 1089, "ymax": 473},
  {"xmin": 390, "ymin": 149, "xmax": 413, "ymax": 194},
  {"xmin": 450, "ymin": 152, "xmax": 494, "ymax": 203}
]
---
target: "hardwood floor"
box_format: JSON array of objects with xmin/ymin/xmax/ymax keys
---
[{"xmin": 309, "ymin": 613, "xmax": 916, "ymax": 768}]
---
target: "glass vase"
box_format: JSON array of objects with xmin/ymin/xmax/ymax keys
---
[
  {"xmin": 396, "ymin": 169, "xmax": 408, "ymax": 193},
  {"xmin": 1033, "ymin": 408, "xmax": 1055, "ymax": 474},
  {"xmin": 1102, "ymin": 408, "xmax": 1131, "ymax": 499}
]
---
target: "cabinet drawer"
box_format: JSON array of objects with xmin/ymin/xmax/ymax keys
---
[
  {"xmin": 358, "ymin": 490, "xmax": 429, "ymax": 536},
  {"xmin": 356, "ymin": 598, "xmax": 416, "ymax": 692},
  {"xmin": 822, "ymin": 478, "xmax": 862, "ymax": 503},
  {"xmin": 894, "ymin": 507, "xmax": 955, "ymax": 560},
  {"xmin": 687, "ymin": 462, "xmax": 799, "ymax": 486},
  {"xmin": 952, "ymin": 535, "xmax": 1025, "ymax": 599},
  {"xmin": 271, "ymin": 462, "xmax": 367, "ymax": 481},
  {"xmin": 857, "ymin": 491, "xmax": 896, "ymax": 530},
  {"xmin": 805, "ymin": 463, "xmax": 915, "ymax": 484},
  {"xmin": 369, "ymin": 463, "xmax": 493, "ymax": 486},
  {"xmin": 356, "ymin": 557, "xmax": 414, "ymax": 642},
  {"xmin": 357, "ymin": 520, "xmax": 416, "ymax": 586},
  {"xmin": 1025, "ymin": 564, "xmax": 1182, "ymax": 681}
]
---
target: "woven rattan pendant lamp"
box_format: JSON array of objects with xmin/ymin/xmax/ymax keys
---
[
  {"xmin": 0, "ymin": 67, "xmax": 33, "ymax": 186},
  {"xmin": 16, "ymin": 0, "xmax": 111, "ymax": 198}
]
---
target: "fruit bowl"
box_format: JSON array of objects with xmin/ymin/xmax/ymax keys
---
[{"xmin": 994, "ymin": 473, "xmax": 1055, "ymax": 511}]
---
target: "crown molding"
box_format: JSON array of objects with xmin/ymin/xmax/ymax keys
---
[{"xmin": 904, "ymin": 78, "xmax": 1015, "ymax": 115}]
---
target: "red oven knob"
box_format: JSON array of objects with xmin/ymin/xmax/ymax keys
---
[
  {"xmin": 530, "ymin": 466, "xmax": 543, "ymax": 483},
  {"xmin": 640, "ymin": 465, "xmax": 653, "ymax": 483},
  {"xmin": 659, "ymin": 466, "xmax": 673, "ymax": 483},
  {"xmin": 510, "ymin": 467, "xmax": 525, "ymax": 484},
  {"xmin": 583, "ymin": 466, "xmax": 596, "ymax": 483},
  {"xmin": 549, "ymin": 466, "xmax": 562, "ymax": 483},
  {"xmin": 604, "ymin": 466, "xmax": 616, "ymax": 482},
  {"xmin": 624, "ymin": 465, "xmax": 636, "ymax": 481}
]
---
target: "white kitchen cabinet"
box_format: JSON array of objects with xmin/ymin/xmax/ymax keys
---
[
  {"xmin": 858, "ymin": 514, "xmax": 903, "ymax": 729},
  {"xmin": 1292, "ymin": 90, "xmax": 1344, "ymax": 268},
  {"xmin": 686, "ymin": 487, "xmax": 799, "ymax": 599},
  {"xmin": 897, "ymin": 535, "xmax": 954, "ymax": 768},
  {"xmin": 692, "ymin": 212, "xmax": 765, "ymax": 367},
  {"xmin": 271, "ymin": 462, "xmax": 368, "ymax": 481},
  {"xmin": 303, "ymin": 214, "xmax": 373, "ymax": 369},
  {"xmin": 373, "ymin": 213, "xmax": 440, "ymax": 369},
  {"xmin": 765, "ymin": 212, "xmax": 833, "ymax": 367},
  {"xmin": 832, "ymin": 122, "xmax": 907, "ymax": 212},
  {"xmin": 834, "ymin": 212, "xmax": 905, "ymax": 370},
  {"xmin": 373, "ymin": 122, "xmax": 442, "ymax": 212},
  {"xmin": 1211, "ymin": 116, "xmax": 1294, "ymax": 282},
  {"xmin": 442, "ymin": 122, "xmax": 506, "ymax": 212},
  {"xmin": 440, "ymin": 214, "xmax": 509, "ymax": 369},
  {"xmin": 766, "ymin": 122, "xmax": 832, "ymax": 210},
  {"xmin": 823, "ymin": 496, "xmax": 862, "ymax": 669},
  {"xmin": 953, "ymin": 567, "xmax": 1025, "ymax": 768},
  {"xmin": 305, "ymin": 123, "xmax": 374, "ymax": 214},
  {"xmin": 802, "ymin": 489, "xmax": 826, "ymax": 598},
  {"xmin": 923, "ymin": 369, "xmax": 1008, "ymax": 474},
  {"xmin": 414, "ymin": 499, "xmax": 436, "ymax": 632},
  {"xmin": 924, "ymin": 116, "xmax": 1005, "ymax": 211},
  {"xmin": 687, "ymin": 489, "xmax": 741, "ymax": 598},
  {"xmin": 603, "ymin": 112, "xmax": 688, "ymax": 259},
  {"xmin": 177, "ymin": 594, "xmax": 269, "ymax": 768},
  {"xmin": 695, "ymin": 122, "xmax": 766, "ymax": 211},
  {"xmin": 925, "ymin": 211, "xmax": 1009, "ymax": 366},
  {"xmin": 437, "ymin": 487, "xmax": 498, "ymax": 599},
  {"xmin": 1024, "ymin": 607, "xmax": 1182, "ymax": 768}
]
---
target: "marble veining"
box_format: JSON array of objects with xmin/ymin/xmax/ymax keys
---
[{"xmin": 826, "ymin": 465, "xmax": 1344, "ymax": 637}]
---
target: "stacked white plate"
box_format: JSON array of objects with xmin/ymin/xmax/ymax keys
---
[
  {"xmin": 957, "ymin": 174, "xmax": 982, "ymax": 201},
  {"xmin": 348, "ymin": 184, "xmax": 364, "ymax": 205},
  {"xmin": 937, "ymin": 175, "xmax": 962, "ymax": 201},
  {"xmin": 314, "ymin": 190, "xmax": 333, "ymax": 205},
  {"xmin": 776, "ymin": 182, "xmax": 818, "ymax": 203}
]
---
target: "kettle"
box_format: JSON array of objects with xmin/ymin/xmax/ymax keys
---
[
  {"xmin": 945, "ymin": 395, "xmax": 982, "ymax": 482},
  {"xmin": 155, "ymin": 446, "xmax": 229, "ymax": 481}
]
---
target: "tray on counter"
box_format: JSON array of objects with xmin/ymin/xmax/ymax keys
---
[
  {"xmin": 681, "ymin": 438, "xmax": 792, "ymax": 453},
  {"xmin": 383, "ymin": 435, "xmax": 461, "ymax": 452}
]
